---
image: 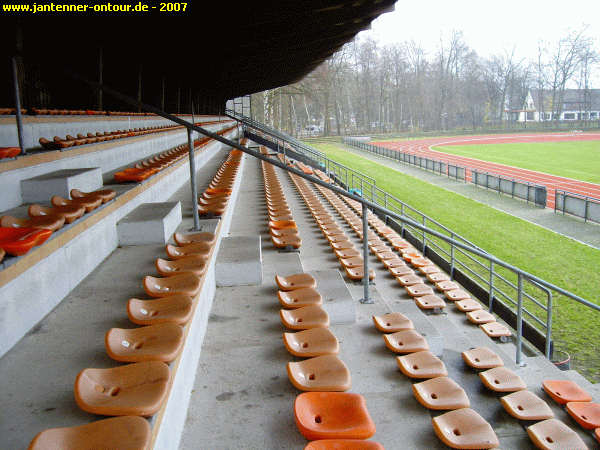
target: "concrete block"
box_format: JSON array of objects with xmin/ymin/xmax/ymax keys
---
[
  {"xmin": 117, "ymin": 202, "xmax": 182, "ymax": 245},
  {"xmin": 216, "ymin": 235, "xmax": 262, "ymax": 286},
  {"xmin": 308, "ymin": 270, "xmax": 356, "ymax": 325},
  {"xmin": 20, "ymin": 168, "xmax": 102, "ymax": 203}
]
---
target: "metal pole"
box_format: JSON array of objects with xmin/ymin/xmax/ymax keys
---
[
  {"xmin": 11, "ymin": 57, "xmax": 25, "ymax": 156},
  {"xmin": 187, "ymin": 128, "xmax": 200, "ymax": 231},
  {"xmin": 516, "ymin": 273, "xmax": 524, "ymax": 366},
  {"xmin": 359, "ymin": 202, "xmax": 372, "ymax": 303},
  {"xmin": 488, "ymin": 261, "xmax": 494, "ymax": 312},
  {"xmin": 545, "ymin": 291, "xmax": 553, "ymax": 359}
]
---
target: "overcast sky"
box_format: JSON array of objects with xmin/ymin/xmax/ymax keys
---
[{"xmin": 360, "ymin": 0, "xmax": 600, "ymax": 80}]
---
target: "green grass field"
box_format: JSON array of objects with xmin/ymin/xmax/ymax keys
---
[
  {"xmin": 310, "ymin": 142, "xmax": 600, "ymax": 380},
  {"xmin": 433, "ymin": 141, "xmax": 600, "ymax": 183}
]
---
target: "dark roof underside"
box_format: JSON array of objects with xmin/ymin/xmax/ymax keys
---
[{"xmin": 0, "ymin": 1, "xmax": 395, "ymax": 113}]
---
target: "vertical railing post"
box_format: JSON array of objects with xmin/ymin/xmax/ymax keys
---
[
  {"xmin": 450, "ymin": 233, "xmax": 455, "ymax": 279},
  {"xmin": 11, "ymin": 57, "xmax": 25, "ymax": 156},
  {"xmin": 359, "ymin": 202, "xmax": 373, "ymax": 304},
  {"xmin": 488, "ymin": 260, "xmax": 494, "ymax": 312},
  {"xmin": 516, "ymin": 273, "xmax": 524, "ymax": 366},
  {"xmin": 187, "ymin": 127, "xmax": 200, "ymax": 231},
  {"xmin": 545, "ymin": 290, "xmax": 553, "ymax": 359},
  {"xmin": 421, "ymin": 216, "xmax": 426, "ymax": 252}
]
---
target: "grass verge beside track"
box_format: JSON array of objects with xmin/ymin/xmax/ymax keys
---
[
  {"xmin": 434, "ymin": 141, "xmax": 600, "ymax": 183},
  {"xmin": 311, "ymin": 142, "xmax": 600, "ymax": 381}
]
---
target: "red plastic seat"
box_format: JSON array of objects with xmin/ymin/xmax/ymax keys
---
[
  {"xmin": 565, "ymin": 401, "xmax": 600, "ymax": 429},
  {"xmin": 0, "ymin": 147, "xmax": 20, "ymax": 159},
  {"xmin": 304, "ymin": 440, "xmax": 384, "ymax": 450},
  {"xmin": 0, "ymin": 227, "xmax": 53, "ymax": 256},
  {"xmin": 28, "ymin": 416, "xmax": 151, "ymax": 450},
  {"xmin": 0, "ymin": 214, "xmax": 65, "ymax": 232},
  {"xmin": 542, "ymin": 380, "xmax": 592, "ymax": 405},
  {"xmin": 294, "ymin": 392, "xmax": 376, "ymax": 440}
]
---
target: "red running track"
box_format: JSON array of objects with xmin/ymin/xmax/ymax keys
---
[{"xmin": 373, "ymin": 132, "xmax": 600, "ymax": 209}]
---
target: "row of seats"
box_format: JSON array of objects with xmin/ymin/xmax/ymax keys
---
[
  {"xmin": 114, "ymin": 125, "xmax": 237, "ymax": 182},
  {"xmin": 27, "ymin": 222, "xmax": 219, "ymax": 448},
  {"xmin": 333, "ymin": 192, "xmax": 513, "ymax": 341},
  {"xmin": 261, "ymin": 149, "xmax": 302, "ymax": 250},
  {"xmin": 464, "ymin": 346, "xmax": 597, "ymax": 448},
  {"xmin": 38, "ymin": 121, "xmax": 226, "ymax": 150},
  {"xmin": 287, "ymin": 172, "xmax": 374, "ymax": 282},
  {"xmin": 0, "ymin": 107, "xmax": 159, "ymax": 116},
  {"xmin": 275, "ymin": 272, "xmax": 382, "ymax": 449},
  {"xmin": 0, "ymin": 188, "xmax": 116, "ymax": 263},
  {"xmin": 197, "ymin": 145, "xmax": 244, "ymax": 217}
]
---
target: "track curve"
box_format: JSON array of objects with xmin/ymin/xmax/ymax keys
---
[{"xmin": 373, "ymin": 132, "xmax": 600, "ymax": 209}]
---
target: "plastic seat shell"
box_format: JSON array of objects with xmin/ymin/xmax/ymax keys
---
[
  {"xmin": 28, "ymin": 416, "xmax": 151, "ymax": 450},
  {"xmin": 304, "ymin": 440, "xmax": 384, "ymax": 450},
  {"xmin": 287, "ymin": 355, "xmax": 351, "ymax": 391},
  {"xmin": 280, "ymin": 305, "xmax": 329, "ymax": 330},
  {"xmin": 278, "ymin": 287, "xmax": 322, "ymax": 308},
  {"xmin": 415, "ymin": 294, "xmax": 446, "ymax": 310},
  {"xmin": 397, "ymin": 350, "xmax": 448, "ymax": 379},
  {"xmin": 526, "ymin": 419, "xmax": 587, "ymax": 450},
  {"xmin": 165, "ymin": 242, "xmax": 211, "ymax": 259},
  {"xmin": 105, "ymin": 323, "xmax": 184, "ymax": 362},
  {"xmin": 479, "ymin": 367, "xmax": 526, "ymax": 392},
  {"xmin": 432, "ymin": 408, "xmax": 499, "ymax": 449},
  {"xmin": 143, "ymin": 273, "xmax": 201, "ymax": 298},
  {"xmin": 283, "ymin": 328, "xmax": 339, "ymax": 357},
  {"xmin": 383, "ymin": 329, "xmax": 429, "ymax": 353},
  {"xmin": 276, "ymin": 273, "xmax": 316, "ymax": 291},
  {"xmin": 372, "ymin": 313, "xmax": 414, "ymax": 333},
  {"xmin": 565, "ymin": 401, "xmax": 600, "ymax": 429},
  {"xmin": 500, "ymin": 390, "xmax": 554, "ymax": 421},
  {"xmin": 445, "ymin": 289, "xmax": 471, "ymax": 301},
  {"xmin": 74, "ymin": 361, "xmax": 170, "ymax": 416},
  {"xmin": 455, "ymin": 299, "xmax": 483, "ymax": 312},
  {"xmin": 542, "ymin": 380, "xmax": 592, "ymax": 405},
  {"xmin": 461, "ymin": 347, "xmax": 504, "ymax": 369},
  {"xmin": 467, "ymin": 310, "xmax": 496, "ymax": 324},
  {"xmin": 413, "ymin": 376, "xmax": 470, "ymax": 410},
  {"xmin": 294, "ymin": 392, "xmax": 376, "ymax": 440},
  {"xmin": 406, "ymin": 283, "xmax": 434, "ymax": 297},
  {"xmin": 480, "ymin": 322, "xmax": 511, "ymax": 338},
  {"xmin": 127, "ymin": 295, "xmax": 193, "ymax": 325},
  {"xmin": 155, "ymin": 256, "xmax": 207, "ymax": 277},
  {"xmin": 173, "ymin": 231, "xmax": 215, "ymax": 246},
  {"xmin": 0, "ymin": 227, "xmax": 53, "ymax": 256}
]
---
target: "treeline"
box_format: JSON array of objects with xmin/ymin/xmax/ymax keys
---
[{"xmin": 251, "ymin": 29, "xmax": 598, "ymax": 135}]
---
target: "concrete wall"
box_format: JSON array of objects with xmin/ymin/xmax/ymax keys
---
[
  {"xmin": 0, "ymin": 124, "xmax": 227, "ymax": 211},
  {"xmin": 0, "ymin": 115, "xmax": 224, "ymax": 149},
  {"xmin": 0, "ymin": 131, "xmax": 238, "ymax": 358}
]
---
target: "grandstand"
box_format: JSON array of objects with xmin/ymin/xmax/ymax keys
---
[{"xmin": 1, "ymin": 2, "xmax": 599, "ymax": 450}]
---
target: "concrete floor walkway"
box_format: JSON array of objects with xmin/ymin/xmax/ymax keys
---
[{"xmin": 339, "ymin": 145, "xmax": 600, "ymax": 249}]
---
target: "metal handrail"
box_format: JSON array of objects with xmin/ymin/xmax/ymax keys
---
[{"xmin": 70, "ymin": 73, "xmax": 599, "ymax": 368}]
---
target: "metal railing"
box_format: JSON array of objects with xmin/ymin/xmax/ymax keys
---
[{"xmin": 68, "ymin": 73, "xmax": 599, "ymax": 369}]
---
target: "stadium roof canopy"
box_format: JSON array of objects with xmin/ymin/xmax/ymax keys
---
[{"xmin": 1, "ymin": 1, "xmax": 395, "ymax": 112}]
